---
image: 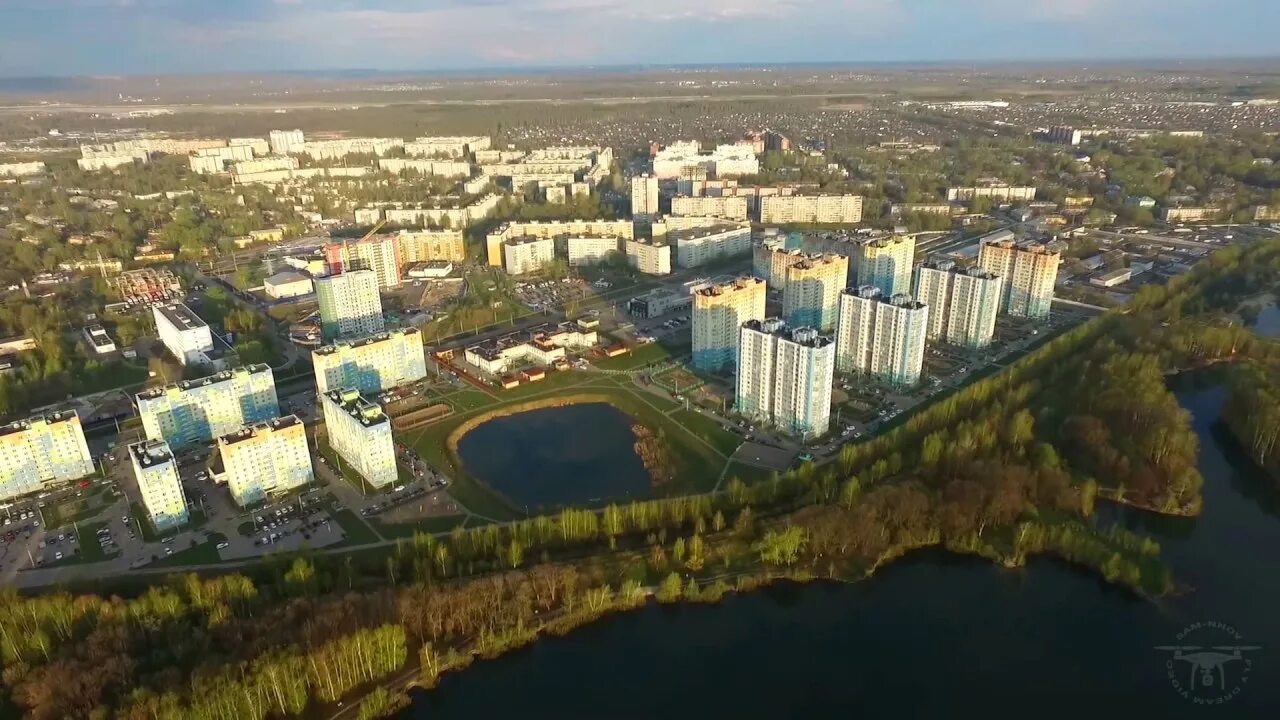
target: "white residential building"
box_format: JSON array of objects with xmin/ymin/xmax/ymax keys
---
[
  {"xmin": 0, "ymin": 411, "xmax": 94, "ymax": 503},
  {"xmin": 315, "ymin": 270, "xmax": 385, "ymax": 341},
  {"xmin": 153, "ymin": 303, "xmax": 214, "ymax": 366},
  {"xmin": 671, "ymin": 195, "xmax": 749, "ymax": 221},
  {"xmin": 567, "ymin": 236, "xmax": 620, "ymax": 267},
  {"xmin": 269, "ymin": 129, "xmax": 306, "ymax": 155},
  {"xmin": 631, "ymin": 174, "xmax": 660, "ymax": 218},
  {"xmin": 502, "ymin": 236, "xmax": 556, "ymax": 275},
  {"xmin": 671, "ymin": 223, "xmax": 753, "ymax": 268},
  {"xmin": 836, "ymin": 286, "xmax": 929, "ymax": 386},
  {"xmin": 216, "ymin": 415, "xmax": 313, "ymax": 507},
  {"xmin": 321, "ymin": 389, "xmax": 398, "ymax": 489},
  {"xmin": 736, "ymin": 319, "xmax": 835, "ymax": 438},
  {"xmin": 759, "ymin": 195, "xmax": 864, "ymax": 224},
  {"xmin": 128, "ymin": 440, "xmax": 189, "ymax": 530},
  {"xmin": 913, "ymin": 260, "xmax": 1004, "ymax": 349},
  {"xmin": 136, "ymin": 364, "xmax": 280, "ymax": 451},
  {"xmin": 624, "ymin": 238, "xmax": 673, "ymax": 275},
  {"xmin": 313, "ymin": 328, "xmax": 428, "ymax": 395}
]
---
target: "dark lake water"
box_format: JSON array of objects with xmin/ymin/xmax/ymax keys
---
[
  {"xmin": 410, "ymin": 384, "xmax": 1280, "ymax": 719},
  {"xmin": 455, "ymin": 402, "xmax": 653, "ymax": 511},
  {"xmin": 1252, "ymin": 303, "xmax": 1280, "ymax": 338}
]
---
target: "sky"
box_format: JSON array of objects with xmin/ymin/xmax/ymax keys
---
[{"xmin": 1, "ymin": 0, "xmax": 1278, "ymax": 76}]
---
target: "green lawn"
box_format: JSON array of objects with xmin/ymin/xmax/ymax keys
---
[
  {"xmin": 329, "ymin": 509, "xmax": 381, "ymax": 546},
  {"xmin": 42, "ymin": 496, "xmax": 101, "ymax": 530},
  {"xmin": 670, "ymin": 408, "xmax": 744, "ymax": 457},
  {"xmin": 315, "ymin": 437, "xmax": 375, "ymax": 495},
  {"xmin": 147, "ymin": 532, "xmax": 227, "ymax": 567},
  {"xmin": 722, "ymin": 461, "xmax": 780, "ymax": 485},
  {"xmin": 370, "ymin": 515, "xmax": 469, "ymax": 539},
  {"xmin": 440, "ymin": 389, "xmax": 497, "ymax": 412},
  {"xmin": 592, "ymin": 343, "xmax": 673, "ymax": 371}
]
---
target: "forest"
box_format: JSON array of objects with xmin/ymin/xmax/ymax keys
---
[{"xmin": 1222, "ymin": 358, "xmax": 1280, "ymax": 482}]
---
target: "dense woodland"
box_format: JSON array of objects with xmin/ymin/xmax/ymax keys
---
[
  {"xmin": 4, "ymin": 237, "xmax": 1277, "ymax": 719},
  {"xmin": 1223, "ymin": 359, "xmax": 1280, "ymax": 482}
]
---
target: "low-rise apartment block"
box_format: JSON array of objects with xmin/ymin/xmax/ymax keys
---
[
  {"xmin": 502, "ymin": 236, "xmax": 556, "ymax": 275},
  {"xmin": 464, "ymin": 322, "xmax": 598, "ymax": 375},
  {"xmin": 760, "ymin": 195, "xmax": 864, "ymax": 224},
  {"xmin": 671, "ymin": 223, "xmax": 752, "ymax": 268},
  {"xmin": 671, "ymin": 195, "xmax": 749, "ymax": 221},
  {"xmin": 624, "ymin": 237, "xmax": 673, "ymax": 275}
]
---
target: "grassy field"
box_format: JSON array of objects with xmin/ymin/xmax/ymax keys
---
[
  {"xmin": 592, "ymin": 343, "xmax": 673, "ymax": 371},
  {"xmin": 370, "ymin": 515, "xmax": 470, "ymax": 539},
  {"xmin": 439, "ymin": 389, "xmax": 497, "ymax": 412},
  {"xmin": 328, "ymin": 509, "xmax": 381, "ymax": 546},
  {"xmin": 669, "ymin": 408, "xmax": 744, "ymax": 457}
]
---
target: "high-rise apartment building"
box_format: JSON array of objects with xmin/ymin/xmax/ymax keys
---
[
  {"xmin": 836, "ymin": 286, "xmax": 929, "ymax": 386},
  {"xmin": 0, "ymin": 411, "xmax": 94, "ymax": 503},
  {"xmin": 977, "ymin": 239, "xmax": 1061, "ymax": 320},
  {"xmin": 128, "ymin": 440, "xmax": 188, "ymax": 530},
  {"xmin": 315, "ymin": 270, "xmax": 385, "ymax": 341},
  {"xmin": 321, "ymin": 389, "xmax": 398, "ymax": 489},
  {"xmin": 324, "ymin": 235, "xmax": 401, "ymax": 289},
  {"xmin": 691, "ymin": 276, "xmax": 767, "ymax": 372},
  {"xmin": 313, "ymin": 328, "xmax": 428, "ymax": 395},
  {"xmin": 913, "ymin": 260, "xmax": 1004, "ymax": 349},
  {"xmin": 631, "ymin": 174, "xmax": 660, "ymax": 218},
  {"xmin": 736, "ymin": 319, "xmax": 835, "ymax": 438},
  {"xmin": 848, "ymin": 235, "xmax": 915, "ymax": 297},
  {"xmin": 136, "ymin": 364, "xmax": 279, "ymax": 452},
  {"xmin": 216, "ymin": 415, "xmax": 313, "ymax": 507},
  {"xmin": 782, "ymin": 254, "xmax": 849, "ymax": 332},
  {"xmin": 759, "ymin": 195, "xmax": 863, "ymax": 224}
]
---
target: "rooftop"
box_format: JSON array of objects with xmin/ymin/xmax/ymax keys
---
[
  {"xmin": 129, "ymin": 439, "xmax": 174, "ymax": 468},
  {"xmin": 218, "ymin": 414, "xmax": 303, "ymax": 446},
  {"xmin": 154, "ymin": 302, "xmax": 207, "ymax": 331},
  {"xmin": 323, "ymin": 388, "xmax": 388, "ymax": 428},
  {"xmin": 136, "ymin": 363, "xmax": 272, "ymax": 401},
  {"xmin": 668, "ymin": 223, "xmax": 749, "ymax": 241},
  {"xmin": 314, "ymin": 327, "xmax": 419, "ymax": 356},
  {"xmin": 743, "ymin": 318, "xmax": 833, "ymax": 348},
  {"xmin": 0, "ymin": 410, "xmax": 81, "ymax": 439}
]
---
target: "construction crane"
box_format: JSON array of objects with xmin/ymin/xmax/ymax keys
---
[{"xmin": 337, "ymin": 218, "xmax": 387, "ymax": 273}]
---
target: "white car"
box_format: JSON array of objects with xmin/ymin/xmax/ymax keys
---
[{"xmin": 215, "ymin": 541, "xmax": 229, "ymax": 550}]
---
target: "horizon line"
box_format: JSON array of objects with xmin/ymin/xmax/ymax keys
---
[{"xmin": 4, "ymin": 55, "xmax": 1280, "ymax": 82}]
